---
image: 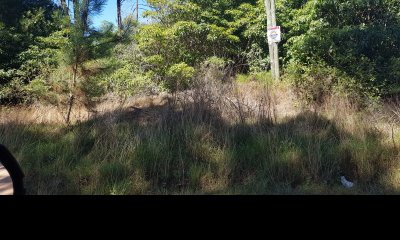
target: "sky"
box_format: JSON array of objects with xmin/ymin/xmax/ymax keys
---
[
  {"xmin": 54, "ymin": 0, "xmax": 150, "ymax": 28},
  {"xmin": 91, "ymin": 0, "xmax": 119, "ymax": 28},
  {"xmin": 91, "ymin": 0, "xmax": 150, "ymax": 28},
  {"xmin": 92, "ymin": 0, "xmax": 151, "ymax": 28}
]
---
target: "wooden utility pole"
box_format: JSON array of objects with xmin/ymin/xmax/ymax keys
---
[{"xmin": 264, "ymin": 0, "xmax": 280, "ymax": 81}]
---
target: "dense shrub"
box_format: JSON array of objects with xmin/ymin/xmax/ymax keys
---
[{"xmin": 279, "ymin": 0, "xmax": 400, "ymax": 99}]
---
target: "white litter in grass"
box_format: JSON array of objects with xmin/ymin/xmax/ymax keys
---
[{"xmin": 340, "ymin": 176, "xmax": 354, "ymax": 188}]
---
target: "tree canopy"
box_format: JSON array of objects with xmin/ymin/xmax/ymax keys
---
[{"xmin": 1, "ymin": 0, "xmax": 400, "ymax": 103}]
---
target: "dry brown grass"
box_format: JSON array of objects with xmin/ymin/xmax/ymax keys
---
[
  {"xmin": 0, "ymin": 92, "xmax": 171, "ymax": 125},
  {"xmin": 1, "ymin": 74, "xmax": 400, "ymax": 194}
]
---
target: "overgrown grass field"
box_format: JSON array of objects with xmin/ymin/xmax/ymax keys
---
[{"xmin": 1, "ymin": 75, "xmax": 400, "ymax": 195}]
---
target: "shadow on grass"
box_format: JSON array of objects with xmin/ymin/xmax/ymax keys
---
[{"xmin": 1, "ymin": 100, "xmax": 398, "ymax": 194}]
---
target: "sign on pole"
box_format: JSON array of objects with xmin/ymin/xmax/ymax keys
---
[
  {"xmin": 264, "ymin": 0, "xmax": 280, "ymax": 81},
  {"xmin": 267, "ymin": 26, "xmax": 281, "ymax": 44}
]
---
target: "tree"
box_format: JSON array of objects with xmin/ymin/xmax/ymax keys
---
[
  {"xmin": 0, "ymin": 0, "xmax": 58, "ymax": 71},
  {"xmin": 139, "ymin": 0, "xmax": 267, "ymax": 92},
  {"xmin": 117, "ymin": 0, "xmax": 122, "ymax": 30},
  {"xmin": 0, "ymin": 0, "xmax": 61, "ymax": 103},
  {"xmin": 64, "ymin": 0, "xmax": 107, "ymax": 123},
  {"xmin": 279, "ymin": 0, "xmax": 400, "ymax": 98}
]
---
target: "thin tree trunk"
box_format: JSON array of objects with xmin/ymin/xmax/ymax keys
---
[
  {"xmin": 81, "ymin": 0, "xmax": 89, "ymax": 32},
  {"xmin": 73, "ymin": 0, "xmax": 89, "ymax": 31},
  {"xmin": 73, "ymin": 0, "xmax": 79, "ymax": 23},
  {"xmin": 66, "ymin": 93, "xmax": 75, "ymax": 125},
  {"xmin": 136, "ymin": 0, "xmax": 139, "ymax": 21},
  {"xmin": 117, "ymin": 0, "xmax": 122, "ymax": 30},
  {"xmin": 60, "ymin": 0, "xmax": 70, "ymax": 17},
  {"xmin": 66, "ymin": 62, "xmax": 78, "ymax": 125}
]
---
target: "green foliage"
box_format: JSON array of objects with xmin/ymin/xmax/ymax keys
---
[
  {"xmin": 236, "ymin": 71, "xmax": 273, "ymax": 84},
  {"xmin": 107, "ymin": 64, "xmax": 155, "ymax": 98},
  {"xmin": 0, "ymin": 0, "xmax": 127, "ymax": 108},
  {"xmin": 79, "ymin": 76, "xmax": 108, "ymax": 109},
  {"xmin": 58, "ymin": 0, "xmax": 127, "ymax": 122},
  {"xmin": 286, "ymin": 62, "xmax": 340, "ymax": 104},
  {"xmin": 1, "ymin": 0, "xmax": 400, "ymax": 107},
  {"xmin": 102, "ymin": 40, "xmax": 157, "ymax": 99},
  {"xmin": 23, "ymin": 78, "xmax": 51, "ymax": 101},
  {"xmin": 0, "ymin": 1, "xmax": 64, "ymax": 103},
  {"xmin": 279, "ymin": 0, "xmax": 400, "ymax": 98},
  {"xmin": 18, "ymin": 29, "xmax": 67, "ymax": 80},
  {"xmin": 388, "ymin": 57, "xmax": 400, "ymax": 85},
  {"xmin": 139, "ymin": 0, "xmax": 267, "ymax": 91},
  {"xmin": 286, "ymin": 62, "xmax": 380, "ymax": 105},
  {"xmin": 0, "ymin": 78, "xmax": 27, "ymax": 104},
  {"xmin": 0, "ymin": 0, "xmax": 60, "ymax": 74},
  {"xmin": 204, "ymin": 56, "xmax": 229, "ymax": 69},
  {"xmin": 165, "ymin": 63, "xmax": 195, "ymax": 92}
]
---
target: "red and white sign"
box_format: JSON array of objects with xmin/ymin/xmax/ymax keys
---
[{"xmin": 267, "ymin": 26, "xmax": 281, "ymax": 43}]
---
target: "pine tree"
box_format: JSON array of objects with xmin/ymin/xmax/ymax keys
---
[{"xmin": 64, "ymin": 0, "xmax": 106, "ymax": 124}]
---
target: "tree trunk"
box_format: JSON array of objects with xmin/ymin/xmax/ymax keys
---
[
  {"xmin": 60, "ymin": 0, "xmax": 69, "ymax": 17},
  {"xmin": 73, "ymin": 0, "xmax": 79, "ymax": 23},
  {"xmin": 72, "ymin": 0, "xmax": 89, "ymax": 32},
  {"xmin": 117, "ymin": 0, "xmax": 122, "ymax": 30},
  {"xmin": 81, "ymin": 0, "xmax": 89, "ymax": 32},
  {"xmin": 66, "ymin": 93, "xmax": 75, "ymax": 125},
  {"xmin": 136, "ymin": 0, "xmax": 139, "ymax": 21},
  {"xmin": 66, "ymin": 62, "xmax": 78, "ymax": 125}
]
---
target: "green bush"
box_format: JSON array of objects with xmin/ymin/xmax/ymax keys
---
[
  {"xmin": 389, "ymin": 57, "xmax": 400, "ymax": 86},
  {"xmin": 280, "ymin": 0, "xmax": 400, "ymax": 98},
  {"xmin": 165, "ymin": 62, "xmax": 195, "ymax": 92},
  {"xmin": 24, "ymin": 78, "xmax": 51, "ymax": 101},
  {"xmin": 286, "ymin": 62, "xmax": 380, "ymax": 105},
  {"xmin": 79, "ymin": 76, "xmax": 108, "ymax": 109},
  {"xmin": 107, "ymin": 64, "xmax": 156, "ymax": 98},
  {"xmin": 0, "ymin": 78, "xmax": 30, "ymax": 104}
]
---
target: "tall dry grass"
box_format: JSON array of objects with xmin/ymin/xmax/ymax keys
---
[{"xmin": 1, "ymin": 69, "xmax": 399, "ymax": 194}]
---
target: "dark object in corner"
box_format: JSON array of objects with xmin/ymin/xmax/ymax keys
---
[{"xmin": 0, "ymin": 144, "xmax": 25, "ymax": 195}]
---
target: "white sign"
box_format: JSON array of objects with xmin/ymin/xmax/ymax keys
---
[{"xmin": 267, "ymin": 26, "xmax": 281, "ymax": 43}]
